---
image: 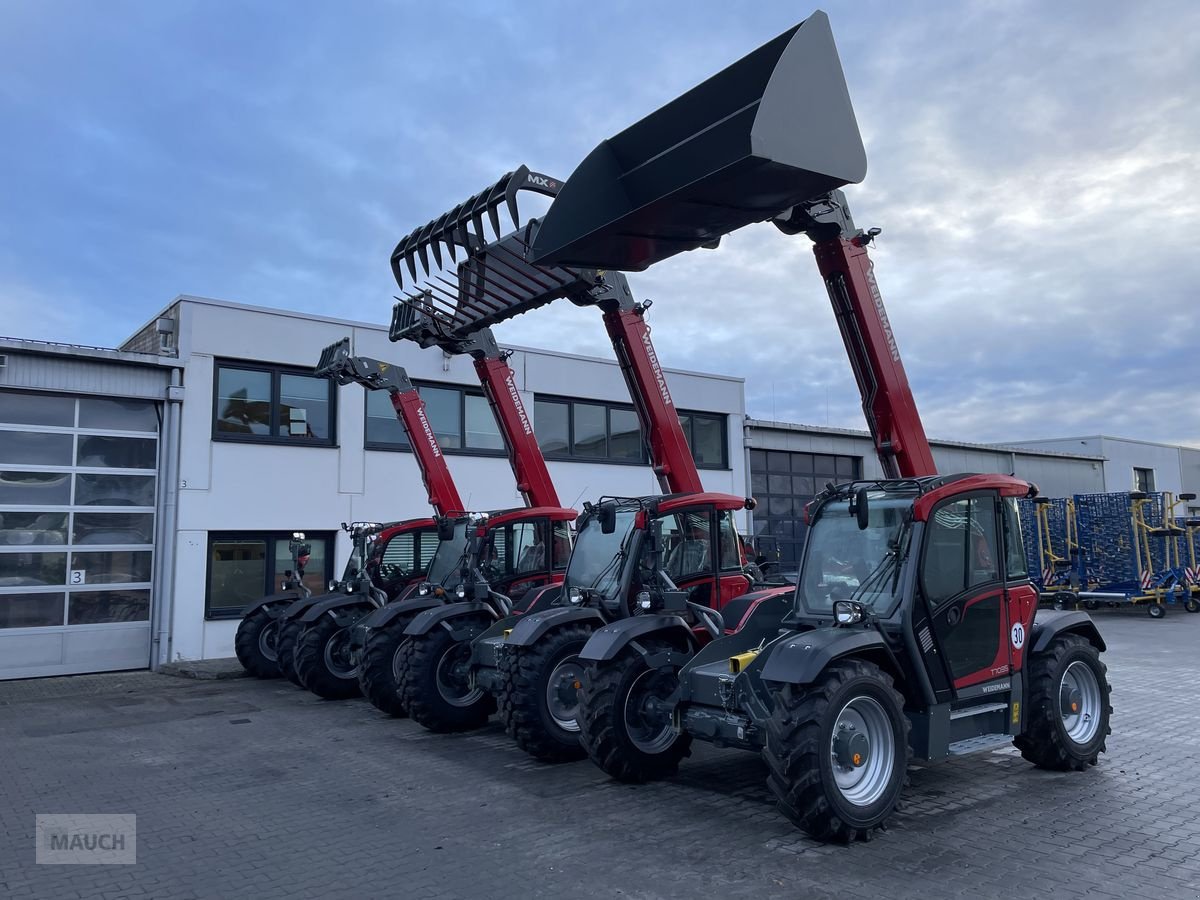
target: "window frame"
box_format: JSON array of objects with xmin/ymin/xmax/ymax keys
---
[
  {"xmin": 204, "ymin": 529, "xmax": 336, "ymax": 619},
  {"xmin": 363, "ymin": 380, "xmax": 507, "ymax": 458},
  {"xmin": 1132, "ymin": 467, "xmax": 1155, "ymax": 493},
  {"xmin": 212, "ymin": 360, "xmax": 337, "ymax": 447},
  {"xmin": 533, "ymin": 394, "xmax": 730, "ymax": 470}
]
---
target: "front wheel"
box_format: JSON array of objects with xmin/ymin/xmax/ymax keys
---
[
  {"xmin": 498, "ymin": 624, "xmax": 592, "ymax": 763},
  {"xmin": 1147, "ymin": 602, "xmax": 1166, "ymax": 619},
  {"xmin": 276, "ymin": 620, "xmax": 306, "ymax": 687},
  {"xmin": 576, "ymin": 639, "xmax": 691, "ymax": 783},
  {"xmin": 295, "ymin": 615, "xmax": 362, "ymax": 700},
  {"xmin": 234, "ymin": 608, "xmax": 281, "ymax": 678},
  {"xmin": 397, "ymin": 620, "xmax": 495, "ymax": 733},
  {"xmin": 762, "ymin": 659, "xmax": 910, "ymax": 843},
  {"xmin": 357, "ymin": 617, "xmax": 414, "ymax": 717},
  {"xmin": 1185, "ymin": 597, "xmax": 1199, "ymax": 613},
  {"xmin": 1014, "ymin": 633, "xmax": 1111, "ymax": 770}
]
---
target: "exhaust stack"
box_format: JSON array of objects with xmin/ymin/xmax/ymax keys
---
[{"xmin": 528, "ymin": 10, "xmax": 866, "ymax": 271}]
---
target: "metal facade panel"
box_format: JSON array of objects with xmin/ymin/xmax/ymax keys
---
[{"xmin": 0, "ymin": 353, "xmax": 168, "ymax": 400}]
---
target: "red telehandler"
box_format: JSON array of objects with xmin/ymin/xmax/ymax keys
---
[
  {"xmin": 513, "ymin": 10, "xmax": 1112, "ymax": 841},
  {"xmin": 347, "ymin": 312, "xmax": 577, "ymax": 722},
  {"xmin": 388, "ymin": 177, "xmax": 795, "ymax": 758}
]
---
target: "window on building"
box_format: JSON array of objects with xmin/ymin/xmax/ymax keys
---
[
  {"xmin": 533, "ymin": 396, "xmax": 728, "ymax": 469},
  {"xmin": 748, "ymin": 449, "xmax": 863, "ymax": 572},
  {"xmin": 364, "ymin": 384, "xmax": 502, "ymax": 454},
  {"xmin": 678, "ymin": 413, "xmax": 728, "ymax": 469},
  {"xmin": 1133, "ymin": 467, "xmax": 1155, "ymax": 493},
  {"xmin": 213, "ymin": 362, "xmax": 335, "ymax": 445},
  {"xmin": 206, "ymin": 531, "xmax": 334, "ymax": 618}
]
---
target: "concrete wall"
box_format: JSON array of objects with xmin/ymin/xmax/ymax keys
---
[
  {"xmin": 1013, "ymin": 436, "xmax": 1190, "ymax": 496},
  {"xmin": 165, "ymin": 299, "xmax": 746, "ymax": 661}
]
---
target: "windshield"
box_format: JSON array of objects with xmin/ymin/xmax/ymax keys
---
[
  {"xmin": 564, "ymin": 509, "xmax": 638, "ymax": 602},
  {"xmin": 426, "ymin": 521, "xmax": 469, "ymax": 588},
  {"xmin": 799, "ymin": 494, "xmax": 912, "ymax": 616}
]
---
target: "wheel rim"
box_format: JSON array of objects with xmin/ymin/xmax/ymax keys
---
[
  {"xmin": 830, "ymin": 695, "xmax": 896, "ymax": 808},
  {"xmin": 392, "ymin": 641, "xmax": 408, "ymax": 683},
  {"xmin": 544, "ymin": 656, "xmax": 584, "ymax": 732},
  {"xmin": 258, "ymin": 620, "xmax": 279, "ymax": 662},
  {"xmin": 622, "ymin": 668, "xmax": 677, "ymax": 755},
  {"xmin": 1059, "ymin": 660, "xmax": 1102, "ymax": 744},
  {"xmin": 323, "ymin": 629, "xmax": 358, "ymax": 680},
  {"xmin": 436, "ymin": 642, "xmax": 484, "ymax": 707}
]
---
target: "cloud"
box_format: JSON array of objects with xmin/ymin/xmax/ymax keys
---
[{"xmin": 1, "ymin": 0, "xmax": 1197, "ymax": 448}]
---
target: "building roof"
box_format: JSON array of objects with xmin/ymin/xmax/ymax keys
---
[
  {"xmin": 122, "ymin": 294, "xmax": 745, "ymax": 385},
  {"xmin": 0, "ymin": 335, "xmax": 172, "ymax": 367}
]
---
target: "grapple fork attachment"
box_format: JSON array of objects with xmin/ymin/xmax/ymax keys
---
[
  {"xmin": 315, "ymin": 338, "xmax": 355, "ymax": 384},
  {"xmin": 528, "ymin": 10, "xmax": 867, "ymax": 271},
  {"xmin": 389, "ymin": 165, "xmax": 563, "ymax": 289}
]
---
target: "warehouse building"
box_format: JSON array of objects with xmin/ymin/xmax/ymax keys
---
[{"xmin": 1, "ymin": 297, "xmax": 1197, "ymax": 679}]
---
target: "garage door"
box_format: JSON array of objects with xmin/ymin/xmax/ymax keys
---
[{"xmin": 0, "ymin": 390, "xmax": 158, "ymax": 679}]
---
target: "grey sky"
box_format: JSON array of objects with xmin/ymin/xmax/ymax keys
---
[{"xmin": 2, "ymin": 0, "xmax": 1196, "ymax": 446}]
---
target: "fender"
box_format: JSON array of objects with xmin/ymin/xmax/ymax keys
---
[
  {"xmin": 758, "ymin": 627, "xmax": 893, "ymax": 686},
  {"xmin": 1030, "ymin": 610, "xmax": 1107, "ymax": 654},
  {"xmin": 577, "ymin": 615, "xmax": 700, "ymax": 664},
  {"xmin": 276, "ymin": 590, "xmax": 343, "ymax": 623},
  {"xmin": 504, "ymin": 606, "xmax": 606, "ymax": 648},
  {"xmin": 405, "ymin": 601, "xmax": 493, "ymax": 640},
  {"xmin": 298, "ymin": 594, "xmax": 376, "ymax": 625},
  {"xmin": 240, "ymin": 589, "xmax": 302, "ymax": 618},
  {"xmin": 515, "ymin": 583, "xmax": 563, "ymax": 616},
  {"xmin": 357, "ymin": 596, "xmax": 444, "ymax": 631}
]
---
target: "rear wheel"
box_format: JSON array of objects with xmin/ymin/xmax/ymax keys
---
[
  {"xmin": 1147, "ymin": 602, "xmax": 1166, "ymax": 619},
  {"xmin": 576, "ymin": 639, "xmax": 690, "ymax": 782},
  {"xmin": 1185, "ymin": 597, "xmax": 1199, "ymax": 613},
  {"xmin": 276, "ymin": 620, "xmax": 306, "ymax": 687},
  {"xmin": 498, "ymin": 624, "xmax": 592, "ymax": 763},
  {"xmin": 397, "ymin": 618, "xmax": 495, "ymax": 732},
  {"xmin": 295, "ymin": 615, "xmax": 362, "ymax": 700},
  {"xmin": 1014, "ymin": 633, "xmax": 1111, "ymax": 770},
  {"xmin": 358, "ymin": 617, "xmax": 414, "ymax": 717},
  {"xmin": 762, "ymin": 659, "xmax": 909, "ymax": 843},
  {"xmin": 234, "ymin": 608, "xmax": 282, "ymax": 679}
]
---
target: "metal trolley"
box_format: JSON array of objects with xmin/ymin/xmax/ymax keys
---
[{"xmin": 1021, "ymin": 491, "xmax": 1198, "ymax": 618}]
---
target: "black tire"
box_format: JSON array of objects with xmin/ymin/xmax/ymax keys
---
[
  {"xmin": 1147, "ymin": 602, "xmax": 1166, "ymax": 619},
  {"xmin": 1082, "ymin": 599, "xmax": 1100, "ymax": 611},
  {"xmin": 576, "ymin": 639, "xmax": 691, "ymax": 783},
  {"xmin": 234, "ymin": 608, "xmax": 282, "ymax": 679},
  {"xmin": 397, "ymin": 618, "xmax": 496, "ymax": 733},
  {"xmin": 1014, "ymin": 633, "xmax": 1111, "ymax": 771},
  {"xmin": 762, "ymin": 658, "xmax": 910, "ymax": 843},
  {"xmin": 357, "ymin": 617, "xmax": 414, "ymax": 717},
  {"xmin": 276, "ymin": 620, "xmax": 306, "ymax": 687},
  {"xmin": 497, "ymin": 624, "xmax": 592, "ymax": 763},
  {"xmin": 295, "ymin": 615, "xmax": 362, "ymax": 700},
  {"xmin": 1185, "ymin": 597, "xmax": 1199, "ymax": 614}
]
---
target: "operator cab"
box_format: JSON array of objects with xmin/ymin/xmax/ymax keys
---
[
  {"xmin": 420, "ymin": 508, "xmax": 575, "ymax": 608},
  {"xmin": 561, "ymin": 493, "xmax": 762, "ymax": 628}
]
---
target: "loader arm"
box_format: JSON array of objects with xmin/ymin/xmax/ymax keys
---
[
  {"xmin": 775, "ymin": 192, "xmax": 936, "ymax": 479},
  {"xmin": 386, "ymin": 308, "xmax": 562, "ymax": 510},
  {"xmin": 315, "ymin": 339, "xmax": 465, "ymax": 517}
]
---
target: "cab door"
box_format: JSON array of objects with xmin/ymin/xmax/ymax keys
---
[
  {"xmin": 920, "ymin": 492, "xmax": 1012, "ymax": 693},
  {"xmin": 658, "ymin": 508, "xmax": 719, "ymax": 608}
]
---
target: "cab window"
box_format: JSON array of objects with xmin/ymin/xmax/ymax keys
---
[
  {"xmin": 1003, "ymin": 498, "xmax": 1029, "ymax": 581},
  {"xmin": 921, "ymin": 495, "xmax": 1000, "ymax": 606},
  {"xmin": 660, "ymin": 511, "xmax": 713, "ymax": 581},
  {"xmin": 551, "ymin": 521, "xmax": 572, "ymax": 570},
  {"xmin": 717, "ymin": 510, "xmax": 743, "ymax": 572}
]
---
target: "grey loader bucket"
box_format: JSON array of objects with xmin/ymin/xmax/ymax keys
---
[{"xmin": 529, "ymin": 10, "xmax": 866, "ymax": 272}]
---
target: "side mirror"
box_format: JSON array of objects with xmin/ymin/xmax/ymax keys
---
[
  {"xmin": 854, "ymin": 487, "xmax": 870, "ymax": 531},
  {"xmin": 599, "ymin": 500, "xmax": 618, "ymax": 535},
  {"xmin": 437, "ymin": 518, "xmax": 457, "ymax": 541}
]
